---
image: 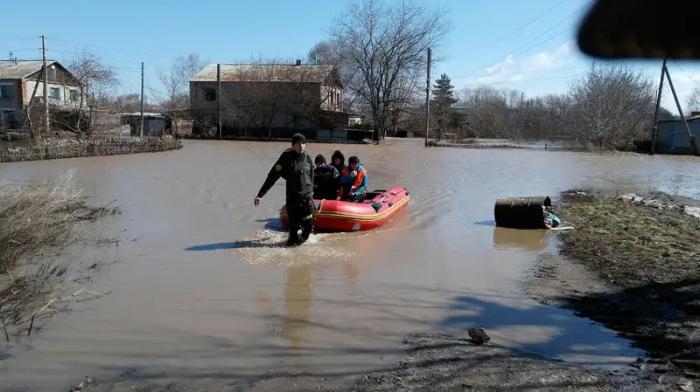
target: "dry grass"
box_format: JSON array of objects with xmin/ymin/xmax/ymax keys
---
[
  {"xmin": 0, "ymin": 172, "xmax": 117, "ymax": 339},
  {"xmin": 558, "ymin": 192, "xmax": 700, "ymax": 286},
  {"xmin": 0, "ymin": 172, "xmax": 85, "ymax": 274}
]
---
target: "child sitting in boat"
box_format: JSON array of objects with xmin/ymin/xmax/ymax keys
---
[
  {"xmin": 339, "ymin": 156, "xmax": 368, "ymax": 202},
  {"xmin": 331, "ymin": 150, "xmax": 346, "ymax": 174},
  {"xmin": 313, "ymin": 154, "xmax": 340, "ymax": 200}
]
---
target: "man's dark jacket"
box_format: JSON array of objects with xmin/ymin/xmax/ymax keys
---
[{"xmin": 257, "ymin": 148, "xmax": 314, "ymax": 200}]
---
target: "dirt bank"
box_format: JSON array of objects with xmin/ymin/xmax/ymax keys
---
[
  {"xmin": 79, "ymin": 333, "xmax": 666, "ymax": 391},
  {"xmin": 428, "ymin": 138, "xmax": 585, "ymax": 151},
  {"xmin": 529, "ymin": 189, "xmax": 700, "ymax": 380}
]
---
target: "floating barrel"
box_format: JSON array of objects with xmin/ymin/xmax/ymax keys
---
[{"xmin": 494, "ymin": 196, "xmax": 551, "ymax": 229}]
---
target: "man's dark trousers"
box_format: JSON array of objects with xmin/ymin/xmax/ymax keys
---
[{"xmin": 286, "ymin": 196, "xmax": 314, "ymax": 246}]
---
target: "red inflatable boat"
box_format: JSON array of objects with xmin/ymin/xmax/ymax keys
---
[{"xmin": 280, "ymin": 186, "xmax": 410, "ymax": 232}]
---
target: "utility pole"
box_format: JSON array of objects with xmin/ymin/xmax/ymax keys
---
[
  {"xmin": 140, "ymin": 62, "xmax": 144, "ymax": 138},
  {"xmin": 424, "ymin": 47, "xmax": 432, "ymax": 147},
  {"xmin": 650, "ymin": 58, "xmax": 667, "ymax": 155},
  {"xmin": 41, "ymin": 35, "xmax": 49, "ymax": 137},
  {"xmin": 663, "ymin": 62, "xmax": 699, "ymax": 155},
  {"xmin": 216, "ymin": 63, "xmax": 222, "ymax": 139}
]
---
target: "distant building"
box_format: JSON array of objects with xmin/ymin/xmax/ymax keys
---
[
  {"xmin": 348, "ymin": 113, "xmax": 364, "ymax": 126},
  {"xmin": 121, "ymin": 113, "xmax": 171, "ymax": 137},
  {"xmin": 0, "ymin": 60, "xmax": 83, "ymax": 129},
  {"xmin": 656, "ymin": 116, "xmax": 700, "ymax": 154},
  {"xmin": 189, "ymin": 62, "xmax": 346, "ymax": 137}
]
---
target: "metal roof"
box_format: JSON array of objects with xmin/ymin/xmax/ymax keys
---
[
  {"xmin": 0, "ymin": 60, "xmax": 57, "ymax": 79},
  {"xmin": 121, "ymin": 112, "xmax": 166, "ymax": 117},
  {"xmin": 658, "ymin": 115, "xmax": 700, "ymax": 123},
  {"xmin": 190, "ymin": 63, "xmax": 337, "ymax": 84}
]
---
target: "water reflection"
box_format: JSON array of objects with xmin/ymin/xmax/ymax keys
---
[
  {"xmin": 492, "ymin": 227, "xmax": 549, "ymax": 252},
  {"xmin": 281, "ymin": 265, "xmax": 313, "ymax": 360},
  {"xmin": 441, "ymin": 295, "xmax": 642, "ymax": 368},
  {"xmin": 343, "ymin": 262, "xmax": 360, "ymax": 281}
]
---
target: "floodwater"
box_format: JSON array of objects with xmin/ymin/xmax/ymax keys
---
[{"xmin": 0, "ymin": 139, "xmax": 698, "ymax": 390}]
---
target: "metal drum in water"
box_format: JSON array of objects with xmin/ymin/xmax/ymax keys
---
[{"xmin": 494, "ymin": 196, "xmax": 551, "ymax": 229}]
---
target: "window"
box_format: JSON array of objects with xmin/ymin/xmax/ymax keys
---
[
  {"xmin": 50, "ymin": 87, "xmax": 60, "ymax": 101},
  {"xmin": 69, "ymin": 89, "xmax": 80, "ymax": 102},
  {"xmin": 205, "ymin": 88, "xmax": 216, "ymax": 101},
  {"xmin": 2, "ymin": 110, "xmax": 16, "ymax": 127},
  {"xmin": 0, "ymin": 85, "xmax": 11, "ymax": 98}
]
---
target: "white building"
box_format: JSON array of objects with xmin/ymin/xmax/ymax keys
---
[{"xmin": 0, "ymin": 60, "xmax": 84, "ymax": 129}]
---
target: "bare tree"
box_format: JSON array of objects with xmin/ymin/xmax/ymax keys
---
[
  {"xmin": 160, "ymin": 54, "xmax": 204, "ymax": 134},
  {"xmin": 68, "ymin": 51, "xmax": 118, "ymax": 136},
  {"xmin": 569, "ymin": 65, "xmax": 655, "ymax": 150},
  {"xmin": 331, "ymin": 0, "xmax": 448, "ymax": 141},
  {"xmin": 307, "ymin": 42, "xmax": 340, "ymax": 66},
  {"xmin": 687, "ymin": 87, "xmax": 700, "ymax": 114}
]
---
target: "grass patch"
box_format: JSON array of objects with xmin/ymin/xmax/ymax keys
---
[{"xmin": 558, "ymin": 192, "xmax": 700, "ymax": 286}]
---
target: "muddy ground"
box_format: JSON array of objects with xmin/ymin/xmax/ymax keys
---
[
  {"xmin": 529, "ymin": 189, "xmax": 700, "ymax": 384},
  {"xmin": 78, "ymin": 333, "xmax": 670, "ymax": 392}
]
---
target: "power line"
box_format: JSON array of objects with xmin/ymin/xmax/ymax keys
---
[
  {"xmin": 47, "ymin": 47, "xmax": 171, "ymax": 68},
  {"xmin": 47, "ymin": 36, "xmax": 183, "ymax": 64},
  {"xmin": 672, "ymin": 60, "xmax": 700, "ymax": 89},
  {"xmin": 509, "ymin": 25, "xmax": 572, "ymax": 60},
  {"xmin": 3, "ymin": 36, "xmax": 39, "ymax": 42},
  {"xmin": 461, "ymin": 3, "xmax": 589, "ymax": 75},
  {"xmin": 460, "ymin": 72, "xmax": 585, "ymax": 87},
  {"xmin": 475, "ymin": 0, "xmax": 564, "ymax": 52},
  {"xmin": 5, "ymin": 48, "xmax": 40, "ymax": 53},
  {"xmin": 508, "ymin": 8, "xmax": 583, "ymax": 59},
  {"xmin": 451, "ymin": 65, "xmax": 582, "ymax": 81}
]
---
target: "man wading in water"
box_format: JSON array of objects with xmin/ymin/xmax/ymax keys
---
[{"xmin": 254, "ymin": 133, "xmax": 315, "ymax": 246}]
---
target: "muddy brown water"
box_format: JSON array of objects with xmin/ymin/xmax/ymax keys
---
[{"xmin": 1, "ymin": 139, "xmax": 698, "ymax": 390}]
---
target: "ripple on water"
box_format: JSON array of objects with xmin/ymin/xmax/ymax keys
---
[{"xmin": 234, "ymin": 229, "xmax": 354, "ymax": 267}]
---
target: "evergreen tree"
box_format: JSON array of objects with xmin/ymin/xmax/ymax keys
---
[{"xmin": 431, "ymin": 74, "xmax": 457, "ymax": 138}]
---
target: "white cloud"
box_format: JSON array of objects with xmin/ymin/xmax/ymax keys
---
[
  {"xmin": 461, "ymin": 42, "xmax": 578, "ymax": 86},
  {"xmin": 664, "ymin": 72, "xmax": 700, "ymax": 112}
]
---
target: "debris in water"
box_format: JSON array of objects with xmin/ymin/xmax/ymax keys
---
[{"xmin": 468, "ymin": 328, "xmax": 490, "ymax": 345}]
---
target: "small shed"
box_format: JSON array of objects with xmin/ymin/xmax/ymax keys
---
[
  {"xmin": 121, "ymin": 113, "xmax": 171, "ymax": 137},
  {"xmin": 655, "ymin": 116, "xmax": 700, "ymax": 154},
  {"xmin": 348, "ymin": 114, "xmax": 364, "ymax": 126}
]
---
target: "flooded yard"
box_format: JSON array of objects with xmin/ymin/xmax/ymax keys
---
[{"xmin": 0, "ymin": 138, "xmax": 698, "ymax": 390}]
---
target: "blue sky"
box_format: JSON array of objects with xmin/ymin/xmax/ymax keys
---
[{"xmin": 3, "ymin": 0, "xmax": 699, "ymax": 110}]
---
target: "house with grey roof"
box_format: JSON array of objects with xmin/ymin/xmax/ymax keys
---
[
  {"xmin": 0, "ymin": 60, "xmax": 83, "ymax": 129},
  {"xmin": 189, "ymin": 61, "xmax": 346, "ymax": 137}
]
